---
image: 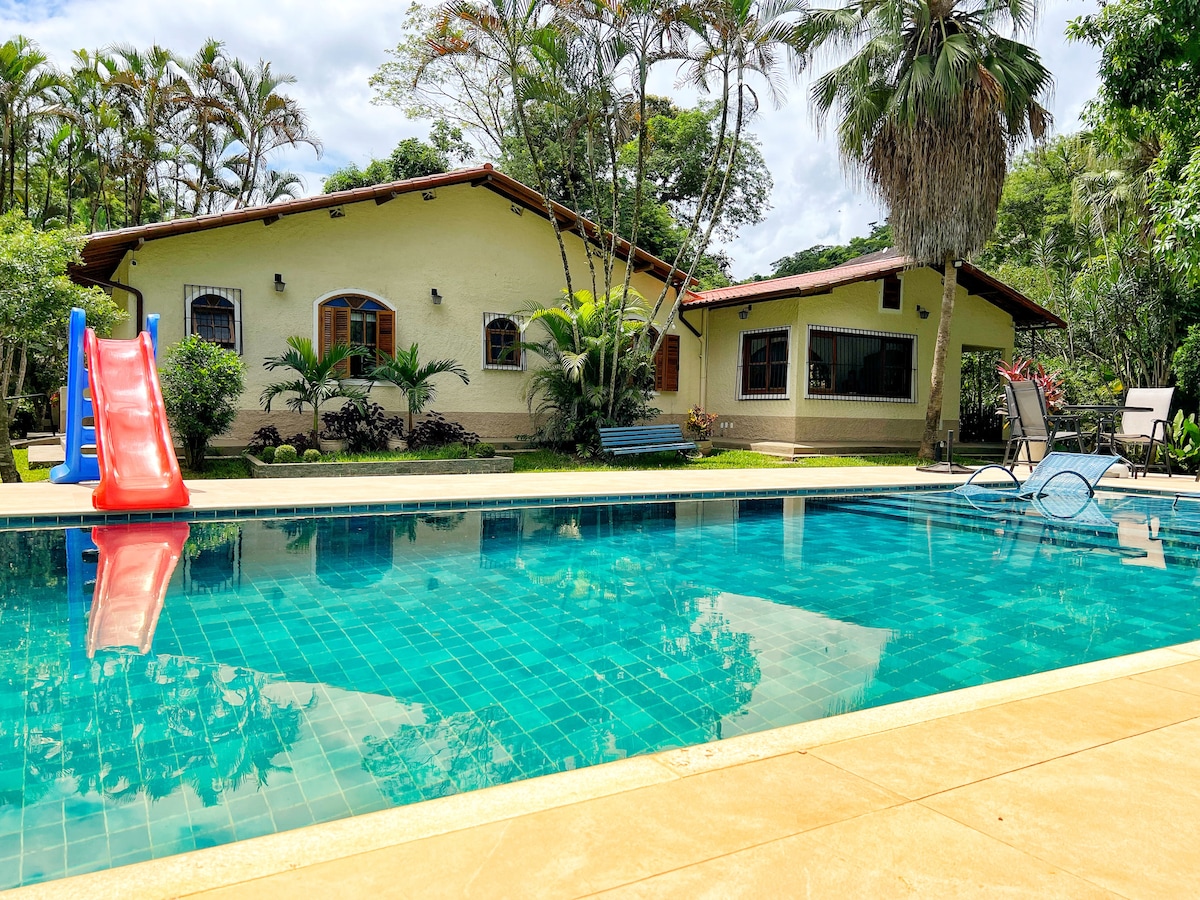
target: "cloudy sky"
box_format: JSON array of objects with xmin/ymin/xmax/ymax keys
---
[{"xmin": 0, "ymin": 0, "xmax": 1100, "ymax": 279}]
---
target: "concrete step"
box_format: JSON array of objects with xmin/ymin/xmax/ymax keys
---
[{"xmin": 27, "ymin": 443, "xmax": 65, "ymax": 469}]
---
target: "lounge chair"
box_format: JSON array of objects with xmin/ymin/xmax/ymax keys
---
[{"xmin": 953, "ymin": 451, "xmax": 1127, "ymax": 502}]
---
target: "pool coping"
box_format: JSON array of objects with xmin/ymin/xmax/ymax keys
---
[
  {"xmin": 1, "ymin": 467, "xmax": 1195, "ymax": 530},
  {"xmin": 9, "ymin": 638, "xmax": 1200, "ymax": 899}
]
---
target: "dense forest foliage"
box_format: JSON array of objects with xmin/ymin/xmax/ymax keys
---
[{"xmin": 0, "ymin": 36, "xmax": 319, "ymax": 231}]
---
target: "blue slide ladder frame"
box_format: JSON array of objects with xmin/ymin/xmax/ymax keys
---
[{"xmin": 50, "ymin": 308, "xmax": 160, "ymax": 484}]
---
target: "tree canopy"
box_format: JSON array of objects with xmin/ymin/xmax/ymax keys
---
[{"xmin": 765, "ymin": 224, "xmax": 892, "ymax": 279}]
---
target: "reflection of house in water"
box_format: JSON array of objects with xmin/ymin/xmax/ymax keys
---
[
  {"xmin": 317, "ymin": 516, "xmax": 395, "ymax": 588},
  {"xmin": 182, "ymin": 524, "xmax": 243, "ymax": 594}
]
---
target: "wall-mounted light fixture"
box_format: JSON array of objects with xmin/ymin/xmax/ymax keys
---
[
  {"xmin": 952, "ymin": 258, "xmax": 964, "ymax": 269},
  {"xmin": 915, "ymin": 304, "xmax": 930, "ymax": 319},
  {"xmin": 431, "ymin": 288, "xmax": 443, "ymax": 305},
  {"xmin": 328, "ymin": 206, "xmax": 345, "ymax": 219},
  {"xmin": 738, "ymin": 304, "xmax": 752, "ymax": 320},
  {"xmin": 510, "ymin": 203, "xmax": 523, "ymax": 216},
  {"xmin": 422, "ymin": 190, "xmax": 437, "ymax": 201},
  {"xmin": 274, "ymin": 273, "xmax": 286, "ymax": 293}
]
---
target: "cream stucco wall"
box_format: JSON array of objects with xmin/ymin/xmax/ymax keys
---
[
  {"xmin": 109, "ymin": 183, "xmax": 701, "ymax": 442},
  {"xmin": 699, "ymin": 266, "xmax": 1014, "ymax": 444}
]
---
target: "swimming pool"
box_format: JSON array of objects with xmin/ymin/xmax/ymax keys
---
[{"xmin": 3, "ymin": 488, "xmax": 1200, "ymax": 887}]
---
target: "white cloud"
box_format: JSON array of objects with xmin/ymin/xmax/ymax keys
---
[{"xmin": 1, "ymin": 0, "xmax": 1101, "ymax": 278}]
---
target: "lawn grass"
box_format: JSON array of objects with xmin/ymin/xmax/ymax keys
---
[
  {"xmin": 14, "ymin": 449, "xmax": 251, "ymax": 483},
  {"xmin": 15, "ymin": 449, "xmax": 49, "ymax": 482},
  {"xmin": 187, "ymin": 457, "xmax": 251, "ymax": 479},
  {"xmin": 510, "ymin": 448, "xmax": 930, "ymax": 473}
]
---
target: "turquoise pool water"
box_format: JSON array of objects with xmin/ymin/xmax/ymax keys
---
[{"xmin": 3, "ymin": 489, "xmax": 1200, "ymax": 887}]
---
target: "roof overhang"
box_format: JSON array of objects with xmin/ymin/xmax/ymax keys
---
[
  {"xmin": 71, "ymin": 164, "xmax": 694, "ymax": 290},
  {"xmin": 684, "ymin": 257, "xmax": 1064, "ymax": 330}
]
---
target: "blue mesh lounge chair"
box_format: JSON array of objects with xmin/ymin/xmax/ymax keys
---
[{"xmin": 953, "ymin": 452, "xmax": 1128, "ymax": 502}]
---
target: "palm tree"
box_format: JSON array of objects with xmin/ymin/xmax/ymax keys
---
[
  {"xmin": 108, "ymin": 43, "xmax": 187, "ymax": 225},
  {"xmin": 369, "ymin": 343, "xmax": 469, "ymax": 433},
  {"xmin": 224, "ymin": 58, "xmax": 321, "ymax": 208},
  {"xmin": 0, "ymin": 36, "xmax": 63, "ymax": 214},
  {"xmin": 260, "ymin": 336, "xmax": 368, "ymax": 445},
  {"xmin": 800, "ymin": 0, "xmax": 1053, "ymax": 458},
  {"xmin": 522, "ymin": 288, "xmax": 657, "ymax": 450}
]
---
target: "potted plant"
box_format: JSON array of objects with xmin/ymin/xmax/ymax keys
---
[{"xmin": 685, "ymin": 406, "xmax": 718, "ymax": 456}]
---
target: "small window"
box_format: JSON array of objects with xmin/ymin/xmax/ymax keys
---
[
  {"xmin": 318, "ymin": 295, "xmax": 395, "ymax": 377},
  {"xmin": 880, "ymin": 274, "xmax": 902, "ymax": 312},
  {"xmin": 184, "ymin": 285, "xmax": 242, "ymax": 353},
  {"xmin": 739, "ymin": 328, "xmax": 790, "ymax": 399},
  {"xmin": 807, "ymin": 326, "xmax": 915, "ymax": 401},
  {"xmin": 483, "ymin": 314, "xmax": 523, "ymax": 370}
]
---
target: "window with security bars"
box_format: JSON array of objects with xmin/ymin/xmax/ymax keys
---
[
  {"xmin": 483, "ymin": 313, "xmax": 524, "ymax": 369},
  {"xmin": 807, "ymin": 326, "xmax": 916, "ymax": 401},
  {"xmin": 184, "ymin": 285, "xmax": 242, "ymax": 353},
  {"xmin": 739, "ymin": 328, "xmax": 789, "ymax": 398}
]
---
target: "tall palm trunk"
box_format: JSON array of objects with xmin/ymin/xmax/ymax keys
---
[{"xmin": 920, "ymin": 254, "xmax": 958, "ymax": 459}]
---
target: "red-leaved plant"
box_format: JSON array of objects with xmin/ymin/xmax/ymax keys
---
[{"xmin": 997, "ymin": 357, "xmax": 1066, "ymax": 412}]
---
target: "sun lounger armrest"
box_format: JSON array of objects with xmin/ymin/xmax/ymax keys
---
[
  {"xmin": 1033, "ymin": 469, "xmax": 1094, "ymax": 497},
  {"xmin": 962, "ymin": 465, "xmax": 1020, "ymax": 490}
]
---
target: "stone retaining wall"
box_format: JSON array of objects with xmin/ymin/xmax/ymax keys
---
[{"xmin": 246, "ymin": 455, "xmax": 513, "ymax": 478}]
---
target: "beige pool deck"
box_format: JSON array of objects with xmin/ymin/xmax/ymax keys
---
[{"xmin": 6, "ymin": 466, "xmax": 1200, "ymax": 899}]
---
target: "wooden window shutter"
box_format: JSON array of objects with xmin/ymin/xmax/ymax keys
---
[
  {"xmin": 320, "ymin": 305, "xmax": 334, "ymax": 356},
  {"xmin": 663, "ymin": 334, "xmax": 679, "ymax": 392},
  {"xmin": 328, "ymin": 309, "xmax": 350, "ymax": 374},
  {"xmin": 654, "ymin": 334, "xmax": 680, "ymax": 392},
  {"xmin": 377, "ymin": 310, "xmax": 395, "ymax": 360}
]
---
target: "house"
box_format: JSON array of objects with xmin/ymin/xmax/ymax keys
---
[
  {"xmin": 682, "ymin": 251, "xmax": 1063, "ymax": 447},
  {"xmin": 71, "ymin": 165, "xmax": 1061, "ymax": 449}
]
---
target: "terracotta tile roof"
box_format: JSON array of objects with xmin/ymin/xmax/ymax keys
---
[
  {"xmin": 684, "ymin": 250, "xmax": 1064, "ymax": 329},
  {"xmin": 71, "ymin": 164, "xmax": 692, "ymax": 289}
]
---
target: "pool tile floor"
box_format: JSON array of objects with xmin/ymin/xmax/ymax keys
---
[{"xmin": 7, "ymin": 642, "xmax": 1199, "ymax": 899}]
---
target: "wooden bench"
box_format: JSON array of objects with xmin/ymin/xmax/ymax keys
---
[{"xmin": 598, "ymin": 425, "xmax": 697, "ymax": 456}]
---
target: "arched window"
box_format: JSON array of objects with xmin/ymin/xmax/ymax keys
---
[
  {"xmin": 318, "ymin": 294, "xmax": 396, "ymax": 377},
  {"xmin": 185, "ymin": 285, "xmax": 242, "ymax": 353},
  {"xmin": 483, "ymin": 313, "xmax": 523, "ymax": 370}
]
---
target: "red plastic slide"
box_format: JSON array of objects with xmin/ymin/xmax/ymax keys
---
[
  {"xmin": 84, "ymin": 328, "xmax": 190, "ymax": 510},
  {"xmin": 86, "ymin": 523, "xmax": 190, "ymax": 657}
]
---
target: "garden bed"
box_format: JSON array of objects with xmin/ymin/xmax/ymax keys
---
[{"xmin": 245, "ymin": 453, "xmax": 513, "ymax": 478}]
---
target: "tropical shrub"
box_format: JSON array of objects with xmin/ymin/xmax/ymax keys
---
[
  {"xmin": 1168, "ymin": 411, "xmax": 1200, "ymax": 474},
  {"xmin": 523, "ymin": 289, "xmax": 659, "ymax": 453},
  {"xmin": 473, "ymin": 442, "xmax": 496, "ymax": 458},
  {"xmin": 274, "ymin": 444, "xmax": 298, "ymax": 463},
  {"xmin": 1173, "ymin": 325, "xmax": 1200, "ymax": 406},
  {"xmin": 160, "ymin": 335, "xmax": 246, "ymax": 471},
  {"xmin": 321, "ymin": 401, "xmax": 403, "ymax": 453},
  {"xmin": 261, "ymin": 336, "xmax": 368, "ymax": 443},
  {"xmin": 407, "ymin": 412, "xmax": 479, "ymax": 450},
  {"xmin": 997, "ymin": 357, "xmax": 1067, "ymax": 412},
  {"xmin": 247, "ymin": 425, "xmax": 284, "ymax": 454},
  {"xmin": 685, "ymin": 406, "xmax": 718, "ymax": 440},
  {"xmin": 302, "ymin": 449, "xmax": 322, "ymax": 463},
  {"xmin": 259, "ymin": 446, "xmax": 276, "ymax": 463},
  {"xmin": 369, "ymin": 343, "xmax": 469, "ymax": 433}
]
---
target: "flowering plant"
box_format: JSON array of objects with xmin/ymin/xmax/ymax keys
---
[
  {"xmin": 997, "ymin": 357, "xmax": 1066, "ymax": 413},
  {"xmin": 685, "ymin": 405, "xmax": 718, "ymax": 439}
]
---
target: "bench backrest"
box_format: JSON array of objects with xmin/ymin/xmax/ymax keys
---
[{"xmin": 599, "ymin": 425, "xmax": 688, "ymax": 448}]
